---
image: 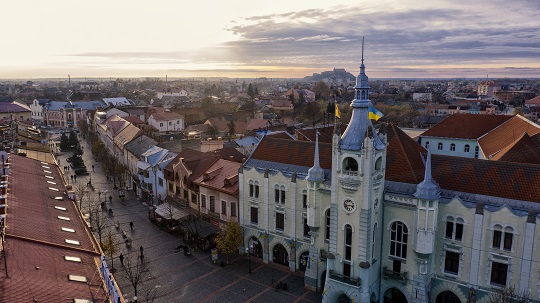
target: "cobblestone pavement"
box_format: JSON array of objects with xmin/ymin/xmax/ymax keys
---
[{"xmin": 57, "ymin": 136, "xmax": 322, "ymax": 303}]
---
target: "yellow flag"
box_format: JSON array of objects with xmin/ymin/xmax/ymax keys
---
[{"xmin": 335, "ymin": 104, "xmax": 341, "ymax": 118}]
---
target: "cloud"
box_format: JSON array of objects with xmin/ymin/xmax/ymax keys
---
[{"xmin": 57, "ymin": 0, "xmax": 540, "ymax": 78}]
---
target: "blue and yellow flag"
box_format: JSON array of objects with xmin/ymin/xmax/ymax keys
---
[
  {"xmin": 335, "ymin": 104, "xmax": 341, "ymax": 119},
  {"xmin": 368, "ymin": 103, "xmax": 384, "ymax": 121}
]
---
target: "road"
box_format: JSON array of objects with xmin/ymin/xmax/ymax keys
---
[{"xmin": 57, "ymin": 135, "xmax": 322, "ymax": 303}]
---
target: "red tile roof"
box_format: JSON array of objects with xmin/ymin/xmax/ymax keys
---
[
  {"xmin": 478, "ymin": 115, "xmax": 540, "ymax": 158},
  {"xmin": 490, "ymin": 133, "xmax": 540, "ymax": 164},
  {"xmin": 2, "ymin": 155, "xmax": 109, "ymax": 302},
  {"xmin": 431, "ymin": 154, "xmax": 540, "ymax": 202},
  {"xmin": 385, "ymin": 124, "xmax": 427, "ymax": 184},
  {"xmin": 193, "ymin": 159, "xmax": 241, "ymax": 195},
  {"xmin": 250, "ymin": 136, "xmax": 333, "ymax": 169},
  {"xmin": 526, "ymin": 95, "xmax": 540, "ymax": 106},
  {"xmin": 421, "ymin": 114, "xmax": 512, "ymax": 139}
]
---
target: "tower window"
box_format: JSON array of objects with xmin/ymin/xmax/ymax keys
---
[
  {"xmin": 343, "ymin": 157, "xmax": 358, "ymax": 171},
  {"xmin": 325, "ymin": 209, "xmax": 331, "ymax": 242},
  {"xmin": 302, "ymin": 190, "xmax": 308, "ymax": 208},
  {"xmin": 344, "ymin": 224, "xmax": 353, "ymax": 277}
]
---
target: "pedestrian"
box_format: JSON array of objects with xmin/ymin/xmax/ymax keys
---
[
  {"xmin": 70, "ymin": 175, "xmax": 73, "ymax": 182},
  {"xmin": 130, "ymin": 221, "xmax": 134, "ymax": 230},
  {"xmin": 140, "ymin": 245, "xmax": 144, "ymax": 255},
  {"xmin": 74, "ymin": 175, "xmax": 77, "ymax": 181},
  {"xmin": 119, "ymin": 253, "xmax": 124, "ymax": 266},
  {"xmin": 109, "ymin": 196, "xmax": 112, "ymax": 203},
  {"xmin": 92, "ymin": 164, "xmax": 94, "ymax": 172}
]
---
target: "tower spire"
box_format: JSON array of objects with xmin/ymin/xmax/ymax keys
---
[
  {"xmin": 307, "ymin": 131, "xmax": 325, "ymax": 182},
  {"xmin": 414, "ymin": 149, "xmax": 440, "ymax": 199},
  {"xmin": 340, "ymin": 37, "xmax": 371, "ymax": 151}
]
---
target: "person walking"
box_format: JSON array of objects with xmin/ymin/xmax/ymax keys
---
[
  {"xmin": 92, "ymin": 164, "xmax": 94, "ymax": 172},
  {"xmin": 119, "ymin": 253, "xmax": 124, "ymax": 266},
  {"xmin": 70, "ymin": 175, "xmax": 73, "ymax": 182},
  {"xmin": 109, "ymin": 196, "xmax": 112, "ymax": 203},
  {"xmin": 130, "ymin": 221, "xmax": 134, "ymax": 230},
  {"xmin": 74, "ymin": 175, "xmax": 77, "ymax": 182}
]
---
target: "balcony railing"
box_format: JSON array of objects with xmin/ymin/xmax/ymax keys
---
[
  {"xmin": 383, "ymin": 267, "xmax": 407, "ymax": 283},
  {"xmin": 342, "ymin": 170, "xmax": 359, "ymax": 177},
  {"xmin": 328, "ymin": 270, "xmax": 361, "ymax": 287}
]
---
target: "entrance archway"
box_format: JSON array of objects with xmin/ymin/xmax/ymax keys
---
[
  {"xmin": 384, "ymin": 287, "xmax": 408, "ymax": 303},
  {"xmin": 436, "ymin": 291, "xmax": 461, "ymax": 303},
  {"xmin": 272, "ymin": 243, "xmax": 288, "ymax": 266},
  {"xmin": 248, "ymin": 236, "xmax": 263, "ymax": 258},
  {"xmin": 299, "ymin": 251, "xmax": 309, "ymax": 271},
  {"xmin": 338, "ymin": 293, "xmax": 351, "ymax": 303}
]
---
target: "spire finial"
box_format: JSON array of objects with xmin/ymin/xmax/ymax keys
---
[
  {"xmin": 307, "ymin": 130, "xmax": 325, "ymax": 182},
  {"xmin": 361, "ymin": 36, "xmax": 365, "ymax": 65}
]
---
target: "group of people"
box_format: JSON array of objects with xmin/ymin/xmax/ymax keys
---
[
  {"xmin": 63, "ymin": 165, "xmax": 70, "ymax": 172},
  {"xmin": 69, "ymin": 175, "xmax": 77, "ymax": 182}
]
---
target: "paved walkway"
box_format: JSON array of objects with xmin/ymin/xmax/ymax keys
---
[{"xmin": 57, "ymin": 136, "xmax": 322, "ymax": 303}]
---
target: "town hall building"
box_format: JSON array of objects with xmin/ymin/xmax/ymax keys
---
[{"xmin": 238, "ymin": 49, "xmax": 540, "ymax": 303}]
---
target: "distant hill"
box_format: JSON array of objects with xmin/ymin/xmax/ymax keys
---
[{"xmin": 303, "ymin": 68, "xmax": 355, "ymax": 82}]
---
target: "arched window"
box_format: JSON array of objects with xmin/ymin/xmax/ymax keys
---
[
  {"xmin": 343, "ymin": 157, "xmax": 358, "ymax": 171},
  {"xmin": 375, "ymin": 157, "xmax": 382, "ymax": 171},
  {"xmin": 493, "ymin": 225, "xmax": 514, "ymax": 251},
  {"xmin": 445, "ymin": 216, "xmax": 464, "ymax": 241},
  {"xmin": 344, "ymin": 224, "xmax": 353, "ymax": 277},
  {"xmin": 438, "ymin": 142, "xmax": 443, "ymax": 150},
  {"xmin": 450, "ymin": 143, "xmax": 456, "ymax": 151},
  {"xmin": 390, "ymin": 221, "xmax": 408, "ymax": 259},
  {"xmin": 425, "ymin": 141, "xmax": 430, "ymax": 149},
  {"xmin": 274, "ymin": 185, "xmax": 285, "ymax": 204},
  {"xmin": 302, "ymin": 190, "xmax": 308, "ymax": 208},
  {"xmin": 249, "ymin": 180, "xmax": 260, "ymax": 198},
  {"xmin": 464, "ymin": 144, "xmax": 470, "ymax": 153},
  {"xmin": 325, "ymin": 209, "xmax": 331, "ymax": 242}
]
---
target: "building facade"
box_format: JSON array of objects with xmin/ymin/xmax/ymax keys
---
[{"xmin": 239, "ymin": 53, "xmax": 540, "ymax": 303}]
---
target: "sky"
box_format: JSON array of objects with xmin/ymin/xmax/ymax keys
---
[{"xmin": 1, "ymin": 0, "xmax": 539, "ymax": 80}]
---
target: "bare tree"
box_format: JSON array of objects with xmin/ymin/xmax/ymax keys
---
[
  {"xmin": 73, "ymin": 181, "xmax": 88, "ymax": 210},
  {"xmin": 487, "ymin": 285, "xmax": 530, "ymax": 303},
  {"xmin": 122, "ymin": 252, "xmax": 147, "ymax": 298},
  {"xmin": 90, "ymin": 204, "xmax": 108, "ymax": 244},
  {"xmin": 140, "ymin": 281, "xmax": 161, "ymax": 303}
]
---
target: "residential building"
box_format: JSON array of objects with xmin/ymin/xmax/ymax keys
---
[
  {"xmin": 195, "ymin": 159, "xmax": 241, "ymax": 227},
  {"xmin": 147, "ymin": 110, "xmax": 184, "ymax": 132},
  {"xmin": 419, "ymin": 113, "xmax": 540, "ymax": 159}
]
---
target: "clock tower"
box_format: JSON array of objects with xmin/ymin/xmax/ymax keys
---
[{"xmin": 323, "ymin": 39, "xmax": 387, "ymax": 303}]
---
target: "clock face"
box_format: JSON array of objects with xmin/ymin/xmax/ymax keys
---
[{"xmin": 343, "ymin": 199, "xmax": 356, "ymax": 212}]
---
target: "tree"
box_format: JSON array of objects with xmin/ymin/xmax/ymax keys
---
[
  {"xmin": 228, "ymin": 119, "xmax": 235, "ymax": 139},
  {"xmin": 303, "ymin": 101, "xmax": 322, "ymax": 126},
  {"xmin": 101, "ymin": 231, "xmax": 118, "ymax": 272},
  {"xmin": 122, "ymin": 252, "xmax": 147, "ymax": 298},
  {"xmin": 215, "ymin": 221, "xmax": 242, "ymax": 263},
  {"xmin": 486, "ymin": 285, "xmax": 530, "ymax": 303},
  {"xmin": 247, "ymin": 83, "xmax": 255, "ymax": 100},
  {"xmin": 68, "ymin": 131, "xmax": 78, "ymax": 147},
  {"xmin": 90, "ymin": 203, "xmax": 108, "ymax": 244},
  {"xmin": 59, "ymin": 133, "xmax": 69, "ymax": 150}
]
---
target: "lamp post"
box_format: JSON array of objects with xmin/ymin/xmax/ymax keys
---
[{"xmin": 246, "ymin": 246, "xmax": 251, "ymax": 274}]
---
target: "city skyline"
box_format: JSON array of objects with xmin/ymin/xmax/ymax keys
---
[{"xmin": 1, "ymin": 0, "xmax": 539, "ymax": 80}]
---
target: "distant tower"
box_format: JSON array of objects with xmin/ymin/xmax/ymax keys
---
[{"xmin": 323, "ymin": 38, "xmax": 387, "ymax": 303}]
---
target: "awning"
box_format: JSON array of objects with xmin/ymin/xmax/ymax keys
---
[{"xmin": 154, "ymin": 202, "xmax": 190, "ymax": 221}]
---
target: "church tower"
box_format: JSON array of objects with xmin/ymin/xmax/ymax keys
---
[{"xmin": 323, "ymin": 39, "xmax": 387, "ymax": 303}]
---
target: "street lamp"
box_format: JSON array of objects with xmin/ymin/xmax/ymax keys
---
[{"xmin": 246, "ymin": 246, "xmax": 251, "ymax": 274}]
